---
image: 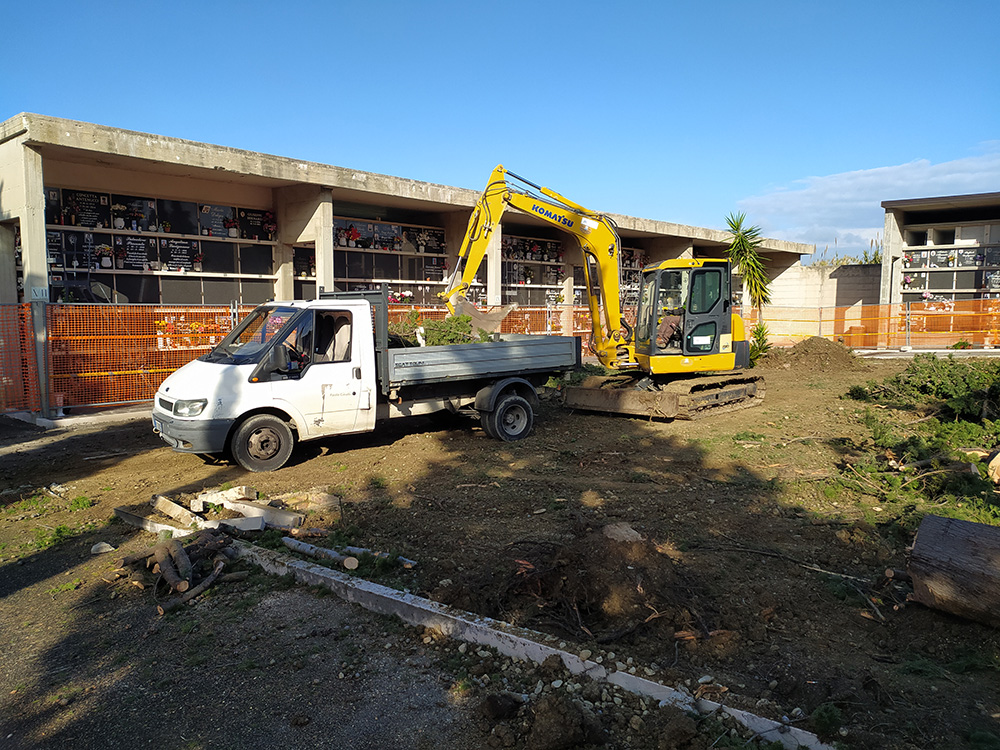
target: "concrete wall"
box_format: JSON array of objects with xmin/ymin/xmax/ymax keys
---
[{"xmin": 769, "ymin": 261, "xmax": 882, "ymax": 309}]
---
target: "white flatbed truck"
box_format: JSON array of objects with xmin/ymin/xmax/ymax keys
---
[{"xmin": 151, "ymin": 288, "xmax": 580, "ymax": 471}]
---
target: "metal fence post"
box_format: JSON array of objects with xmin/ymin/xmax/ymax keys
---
[{"xmin": 905, "ymin": 302, "xmax": 911, "ymax": 348}]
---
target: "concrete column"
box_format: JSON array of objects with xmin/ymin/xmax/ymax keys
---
[
  {"xmin": 20, "ymin": 146, "xmax": 47, "ymax": 304},
  {"xmin": 560, "ymin": 274, "xmax": 574, "ymax": 335},
  {"xmin": 316, "ymin": 192, "xmax": 334, "ymax": 297},
  {"xmin": 881, "ymin": 209, "xmax": 903, "ymax": 305},
  {"xmin": 0, "ymin": 223, "xmax": 16, "ymax": 304},
  {"xmin": 22, "ymin": 146, "xmax": 50, "ymax": 416},
  {"xmin": 275, "ymin": 185, "xmax": 332, "ymax": 300}
]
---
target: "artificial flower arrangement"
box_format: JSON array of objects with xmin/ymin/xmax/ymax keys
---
[
  {"xmin": 223, "ymin": 216, "xmax": 240, "ymax": 230},
  {"xmin": 387, "ymin": 290, "xmax": 414, "ymax": 303}
]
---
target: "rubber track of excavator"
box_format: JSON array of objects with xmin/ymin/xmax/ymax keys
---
[{"xmin": 561, "ymin": 373, "xmax": 766, "ymax": 420}]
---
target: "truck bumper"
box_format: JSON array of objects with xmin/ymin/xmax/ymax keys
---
[{"xmin": 151, "ymin": 413, "xmax": 232, "ymax": 454}]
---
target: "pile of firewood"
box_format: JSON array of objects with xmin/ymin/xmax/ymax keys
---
[{"xmin": 111, "ymin": 529, "xmax": 248, "ymax": 615}]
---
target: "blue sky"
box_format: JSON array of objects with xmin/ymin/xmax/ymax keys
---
[{"xmin": 5, "ymin": 0, "xmax": 998, "ymax": 260}]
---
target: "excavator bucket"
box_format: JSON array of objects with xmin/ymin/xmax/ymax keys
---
[
  {"xmin": 562, "ymin": 373, "xmax": 765, "ymax": 420},
  {"xmin": 449, "ymin": 295, "xmax": 518, "ymax": 334}
]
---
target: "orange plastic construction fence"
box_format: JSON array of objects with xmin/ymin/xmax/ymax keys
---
[
  {"xmin": 746, "ymin": 300, "xmax": 1000, "ymax": 349},
  {"xmin": 45, "ymin": 304, "xmax": 252, "ymax": 411},
  {"xmin": 23, "ymin": 299, "xmax": 1000, "ymax": 413},
  {"xmin": 0, "ymin": 305, "xmax": 41, "ymax": 413}
]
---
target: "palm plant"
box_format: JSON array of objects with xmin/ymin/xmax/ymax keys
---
[{"xmin": 725, "ymin": 212, "xmax": 771, "ymax": 365}]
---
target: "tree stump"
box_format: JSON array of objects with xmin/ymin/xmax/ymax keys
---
[{"xmin": 908, "ymin": 514, "xmax": 1000, "ymax": 627}]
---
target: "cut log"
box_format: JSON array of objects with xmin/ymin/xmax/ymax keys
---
[
  {"xmin": 153, "ymin": 543, "xmax": 189, "ymax": 593},
  {"xmin": 908, "ymin": 514, "xmax": 1000, "ymax": 627},
  {"xmin": 157, "ymin": 557, "xmax": 226, "ymax": 615},
  {"xmin": 884, "ymin": 568, "xmax": 911, "ymax": 582},
  {"xmin": 268, "ymin": 525, "xmax": 331, "ymax": 538},
  {"xmin": 116, "ymin": 545, "xmax": 159, "ymax": 568},
  {"xmin": 338, "ymin": 545, "xmax": 418, "ymax": 569},
  {"xmin": 282, "ymin": 537, "xmax": 359, "ymax": 569},
  {"xmin": 166, "ymin": 539, "xmax": 193, "ymax": 583}
]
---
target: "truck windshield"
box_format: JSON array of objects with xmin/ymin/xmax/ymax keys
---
[{"xmin": 201, "ymin": 306, "xmax": 300, "ymax": 364}]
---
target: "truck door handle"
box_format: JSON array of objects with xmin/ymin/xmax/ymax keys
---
[{"xmin": 353, "ymin": 367, "xmax": 361, "ymax": 380}]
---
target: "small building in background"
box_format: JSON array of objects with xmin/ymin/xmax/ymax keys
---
[{"xmin": 881, "ymin": 192, "xmax": 1000, "ymax": 305}]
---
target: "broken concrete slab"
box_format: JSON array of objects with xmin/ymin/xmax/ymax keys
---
[
  {"xmin": 113, "ymin": 507, "xmax": 197, "ymax": 538},
  {"xmin": 218, "ymin": 499, "xmax": 303, "ymax": 527},
  {"xmin": 190, "ymin": 486, "xmax": 257, "ymax": 512},
  {"xmin": 199, "ymin": 516, "xmax": 266, "ymax": 532},
  {"xmin": 150, "ymin": 494, "xmax": 204, "ymax": 528}
]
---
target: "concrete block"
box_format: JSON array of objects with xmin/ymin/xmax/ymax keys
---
[
  {"xmin": 223, "ymin": 499, "xmax": 303, "ymax": 527},
  {"xmin": 113, "ymin": 507, "xmax": 197, "ymax": 538},
  {"xmin": 191, "ymin": 486, "xmax": 256, "ymax": 512},
  {"xmin": 200, "ymin": 516, "xmax": 266, "ymax": 532}
]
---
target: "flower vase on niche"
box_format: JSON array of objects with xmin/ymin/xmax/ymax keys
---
[
  {"xmin": 193, "ymin": 262, "xmax": 202, "ymax": 271},
  {"xmin": 116, "ymin": 259, "xmax": 124, "ymax": 269},
  {"xmin": 101, "ymin": 256, "xmax": 112, "ymax": 268},
  {"xmin": 228, "ymin": 228, "xmax": 239, "ymax": 238}
]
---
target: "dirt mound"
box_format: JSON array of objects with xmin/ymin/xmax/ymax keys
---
[
  {"xmin": 757, "ymin": 336, "xmax": 865, "ymax": 375},
  {"xmin": 446, "ymin": 524, "xmax": 730, "ymax": 651}
]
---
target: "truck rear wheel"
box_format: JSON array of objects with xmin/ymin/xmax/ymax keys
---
[
  {"xmin": 231, "ymin": 414, "xmax": 295, "ymax": 472},
  {"xmin": 484, "ymin": 394, "xmax": 533, "ymax": 442}
]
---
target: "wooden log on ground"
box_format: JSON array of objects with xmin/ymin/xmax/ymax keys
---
[
  {"xmin": 157, "ymin": 557, "xmax": 226, "ymax": 615},
  {"xmin": 117, "ymin": 545, "xmax": 159, "ymax": 568},
  {"xmin": 339, "ymin": 545, "xmax": 418, "ymax": 569},
  {"xmin": 219, "ymin": 571, "xmax": 250, "ymax": 583},
  {"xmin": 153, "ymin": 543, "xmax": 189, "ymax": 593},
  {"xmin": 908, "ymin": 514, "xmax": 1000, "ymax": 627},
  {"xmin": 166, "ymin": 539, "xmax": 193, "ymax": 583},
  {"xmin": 282, "ymin": 537, "xmax": 359, "ymax": 570},
  {"xmin": 268, "ymin": 525, "xmax": 331, "ymax": 538}
]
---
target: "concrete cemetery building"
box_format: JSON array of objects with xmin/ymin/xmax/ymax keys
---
[{"xmin": 0, "ymin": 113, "xmax": 813, "ymax": 309}]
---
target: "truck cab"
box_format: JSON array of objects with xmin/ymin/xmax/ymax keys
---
[{"xmin": 152, "ymin": 298, "xmax": 377, "ymax": 471}]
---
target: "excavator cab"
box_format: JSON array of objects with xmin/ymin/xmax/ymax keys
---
[{"xmin": 633, "ymin": 259, "xmax": 747, "ymax": 374}]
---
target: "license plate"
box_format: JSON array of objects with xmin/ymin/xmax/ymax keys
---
[{"xmin": 152, "ymin": 418, "xmax": 162, "ymax": 432}]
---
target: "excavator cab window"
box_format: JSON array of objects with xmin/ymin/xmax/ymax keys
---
[{"xmin": 689, "ymin": 269, "xmax": 722, "ymax": 314}]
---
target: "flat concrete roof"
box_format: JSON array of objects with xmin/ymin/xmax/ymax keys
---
[
  {"xmin": 4, "ymin": 112, "xmax": 814, "ymax": 255},
  {"xmin": 881, "ymin": 191, "xmax": 1000, "ymax": 211}
]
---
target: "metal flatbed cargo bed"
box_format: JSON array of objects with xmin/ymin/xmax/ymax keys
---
[{"xmin": 386, "ymin": 335, "xmax": 580, "ymax": 387}]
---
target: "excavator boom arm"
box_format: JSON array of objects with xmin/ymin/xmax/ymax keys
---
[{"xmin": 440, "ymin": 165, "xmax": 633, "ymax": 367}]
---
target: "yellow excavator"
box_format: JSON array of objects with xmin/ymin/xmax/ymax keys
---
[{"xmin": 439, "ymin": 165, "xmax": 764, "ymax": 419}]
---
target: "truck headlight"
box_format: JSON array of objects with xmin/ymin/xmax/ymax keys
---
[{"xmin": 173, "ymin": 399, "xmax": 207, "ymax": 417}]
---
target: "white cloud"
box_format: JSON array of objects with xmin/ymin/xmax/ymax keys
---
[{"xmin": 739, "ymin": 146, "xmax": 1000, "ymax": 261}]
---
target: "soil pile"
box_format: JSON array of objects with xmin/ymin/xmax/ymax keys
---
[{"xmin": 757, "ymin": 335, "xmax": 865, "ymax": 374}]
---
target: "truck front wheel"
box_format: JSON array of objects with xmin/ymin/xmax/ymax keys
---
[
  {"xmin": 484, "ymin": 394, "xmax": 533, "ymax": 442},
  {"xmin": 231, "ymin": 414, "xmax": 295, "ymax": 472}
]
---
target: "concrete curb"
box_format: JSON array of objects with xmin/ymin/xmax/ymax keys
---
[
  {"xmin": 235, "ymin": 542, "xmax": 832, "ymax": 750},
  {"xmin": 7, "ymin": 406, "xmax": 150, "ymax": 429}
]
